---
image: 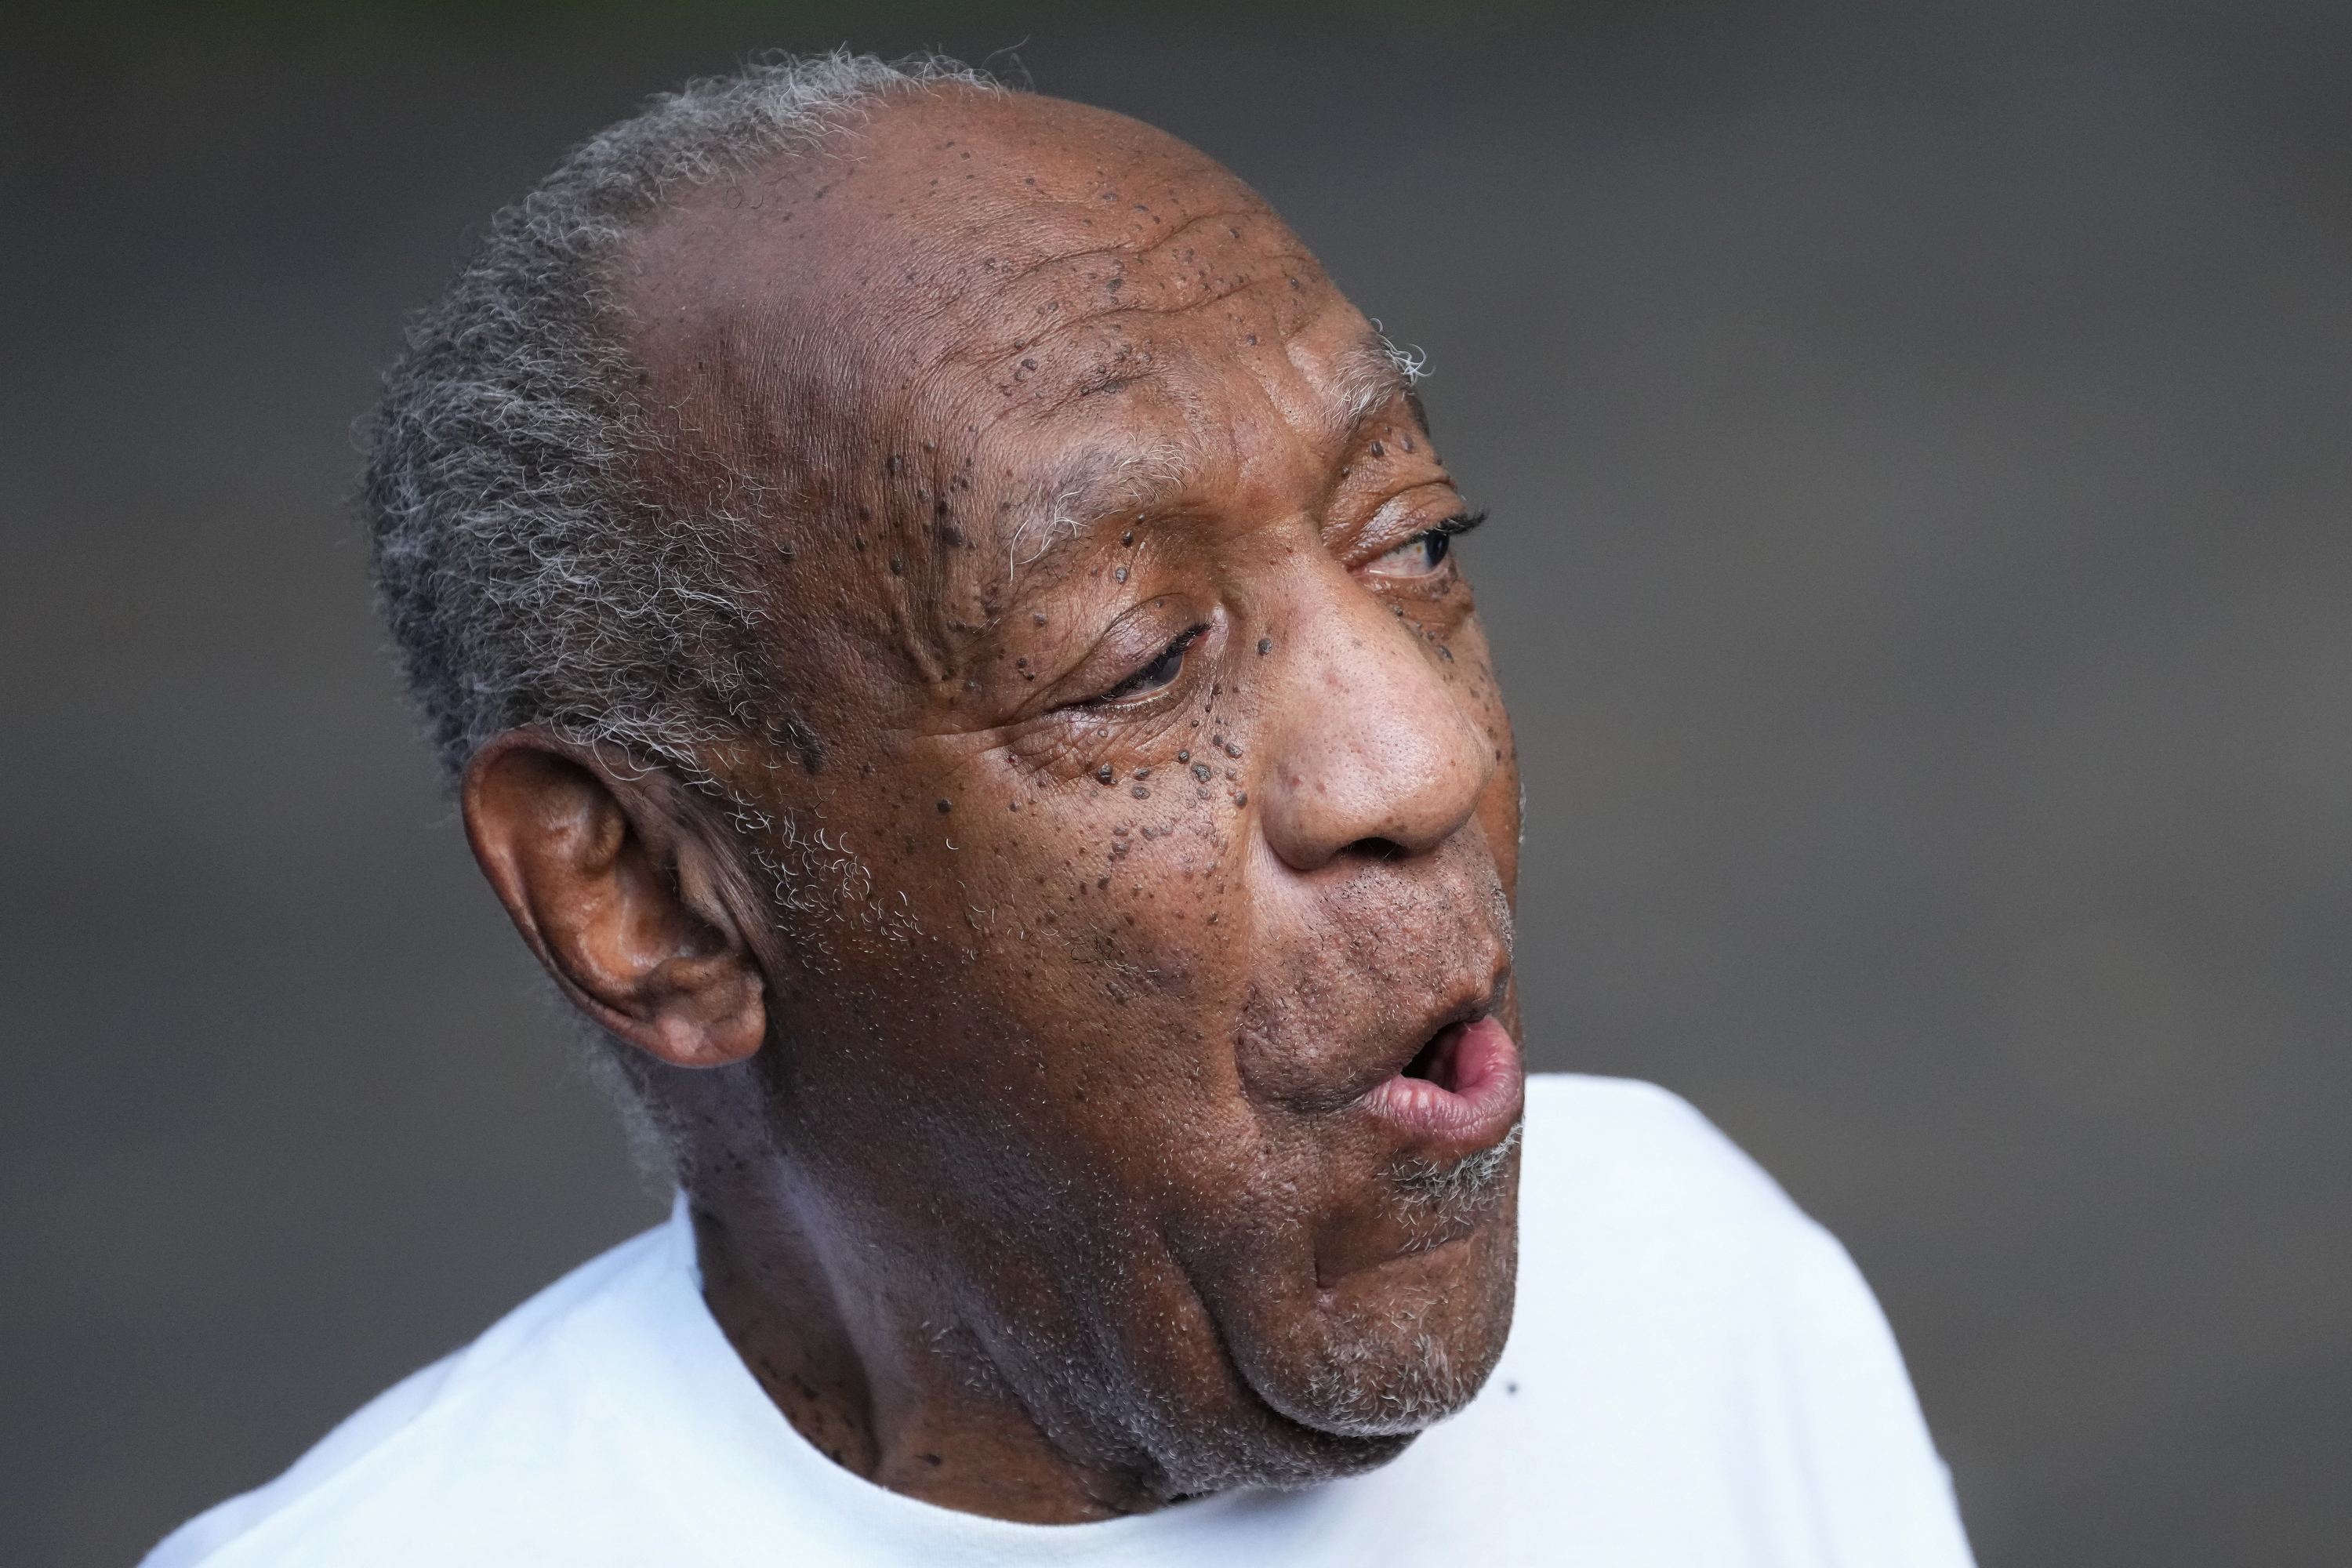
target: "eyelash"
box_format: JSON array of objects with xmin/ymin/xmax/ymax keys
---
[
  {"xmin": 1385, "ymin": 509, "xmax": 1487, "ymax": 572},
  {"xmin": 1099, "ymin": 623, "xmax": 1209, "ymax": 703}
]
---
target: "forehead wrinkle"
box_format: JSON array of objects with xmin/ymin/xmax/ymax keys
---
[
  {"xmin": 877, "ymin": 219, "xmax": 1316, "ymax": 426},
  {"xmin": 955, "ymin": 262, "xmax": 1336, "ymax": 446},
  {"xmin": 985, "ymin": 206, "xmax": 1302, "ymax": 292},
  {"xmin": 926, "ymin": 234, "xmax": 1323, "ymax": 411},
  {"xmin": 927, "ymin": 267, "xmax": 1309, "ymax": 419},
  {"xmin": 1052, "ymin": 260, "xmax": 1324, "ymax": 403}
]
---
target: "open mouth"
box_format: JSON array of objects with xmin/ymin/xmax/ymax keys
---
[{"xmin": 1359, "ymin": 1014, "xmax": 1525, "ymax": 1149}]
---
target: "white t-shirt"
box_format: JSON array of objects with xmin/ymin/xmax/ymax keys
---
[{"xmin": 146, "ymin": 1076, "xmax": 1975, "ymax": 1566}]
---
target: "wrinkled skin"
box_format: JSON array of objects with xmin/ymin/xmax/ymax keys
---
[{"xmin": 463, "ymin": 84, "xmax": 1524, "ymax": 1524}]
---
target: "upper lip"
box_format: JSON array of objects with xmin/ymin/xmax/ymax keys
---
[{"xmin": 1350, "ymin": 970, "xmax": 1510, "ymax": 1100}]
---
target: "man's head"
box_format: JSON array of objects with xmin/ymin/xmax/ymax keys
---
[{"xmin": 368, "ymin": 55, "xmax": 1523, "ymax": 1520}]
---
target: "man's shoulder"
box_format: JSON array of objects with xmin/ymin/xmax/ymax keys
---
[
  {"xmin": 142, "ymin": 1221, "xmax": 684, "ymax": 1568},
  {"xmin": 1519, "ymin": 1071, "xmax": 1801, "ymax": 1230},
  {"xmin": 1515, "ymin": 1072, "xmax": 1860, "ymax": 1329},
  {"xmin": 1404, "ymin": 1075, "xmax": 1974, "ymax": 1566}
]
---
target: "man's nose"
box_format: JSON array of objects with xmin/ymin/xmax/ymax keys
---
[{"xmin": 1254, "ymin": 561, "xmax": 1496, "ymax": 874}]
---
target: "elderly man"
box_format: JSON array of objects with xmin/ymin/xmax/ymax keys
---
[{"xmin": 149, "ymin": 54, "xmax": 1972, "ymax": 1566}]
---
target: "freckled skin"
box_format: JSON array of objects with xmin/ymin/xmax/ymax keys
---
[{"xmin": 462, "ymin": 85, "xmax": 1523, "ymax": 1524}]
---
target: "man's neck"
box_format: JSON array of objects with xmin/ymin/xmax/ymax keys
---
[{"xmin": 688, "ymin": 1185, "xmax": 1172, "ymax": 1523}]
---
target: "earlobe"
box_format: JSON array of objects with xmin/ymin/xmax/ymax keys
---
[{"xmin": 462, "ymin": 732, "xmax": 767, "ymax": 1070}]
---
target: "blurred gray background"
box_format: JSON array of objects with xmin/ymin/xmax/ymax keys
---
[{"xmin": 4, "ymin": 1, "xmax": 2347, "ymax": 1563}]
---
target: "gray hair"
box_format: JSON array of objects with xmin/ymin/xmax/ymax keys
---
[
  {"xmin": 362, "ymin": 50, "xmax": 999, "ymax": 785},
  {"xmin": 362, "ymin": 53, "xmax": 998, "ymax": 1183}
]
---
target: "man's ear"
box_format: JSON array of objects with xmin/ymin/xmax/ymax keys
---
[{"xmin": 462, "ymin": 731, "xmax": 766, "ymax": 1070}]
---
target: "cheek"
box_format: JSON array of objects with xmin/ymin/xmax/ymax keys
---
[
  {"xmin": 815, "ymin": 778, "xmax": 1272, "ymax": 1234},
  {"xmin": 898, "ymin": 700, "xmax": 1281, "ymax": 1081},
  {"xmin": 818, "ymin": 739, "xmax": 1243, "ymax": 1050},
  {"xmin": 953, "ymin": 759, "xmax": 1245, "ymax": 1013},
  {"xmin": 751, "ymin": 673, "xmax": 1316, "ymax": 1192}
]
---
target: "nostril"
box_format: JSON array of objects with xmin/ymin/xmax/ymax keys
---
[{"xmin": 1345, "ymin": 837, "xmax": 1406, "ymax": 863}]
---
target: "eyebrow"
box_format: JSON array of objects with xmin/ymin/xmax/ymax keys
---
[
  {"xmin": 1330, "ymin": 327, "xmax": 1431, "ymax": 432},
  {"xmin": 1005, "ymin": 441, "xmax": 1199, "ymax": 580}
]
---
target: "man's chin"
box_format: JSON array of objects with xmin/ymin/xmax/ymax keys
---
[
  {"xmin": 1175, "ymin": 1422, "xmax": 1419, "ymax": 1496},
  {"xmin": 1138, "ymin": 1249, "xmax": 1514, "ymax": 1497},
  {"xmin": 1223, "ymin": 1221, "xmax": 1520, "ymax": 1453},
  {"xmin": 1258, "ymin": 1315, "xmax": 1506, "ymax": 1442},
  {"xmin": 1163, "ymin": 1316, "xmax": 1500, "ymax": 1494}
]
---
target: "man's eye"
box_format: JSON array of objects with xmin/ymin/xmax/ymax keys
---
[
  {"xmin": 1372, "ymin": 510, "xmax": 1485, "ymax": 578},
  {"xmin": 1101, "ymin": 625, "xmax": 1207, "ymax": 702},
  {"xmin": 1384, "ymin": 531, "xmax": 1452, "ymax": 575}
]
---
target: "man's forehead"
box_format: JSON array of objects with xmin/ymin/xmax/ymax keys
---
[
  {"xmin": 620, "ymin": 89, "xmax": 1398, "ymax": 476},
  {"xmin": 619, "ymin": 85, "xmax": 1275, "ymax": 350},
  {"xmin": 1000, "ymin": 328, "xmax": 1420, "ymax": 561},
  {"xmin": 612, "ymin": 85, "xmax": 1427, "ymax": 662},
  {"xmin": 626, "ymin": 93, "xmax": 1312, "ymax": 467}
]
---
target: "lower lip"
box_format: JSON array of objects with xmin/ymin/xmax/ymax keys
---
[{"xmin": 1359, "ymin": 1015, "xmax": 1525, "ymax": 1147}]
